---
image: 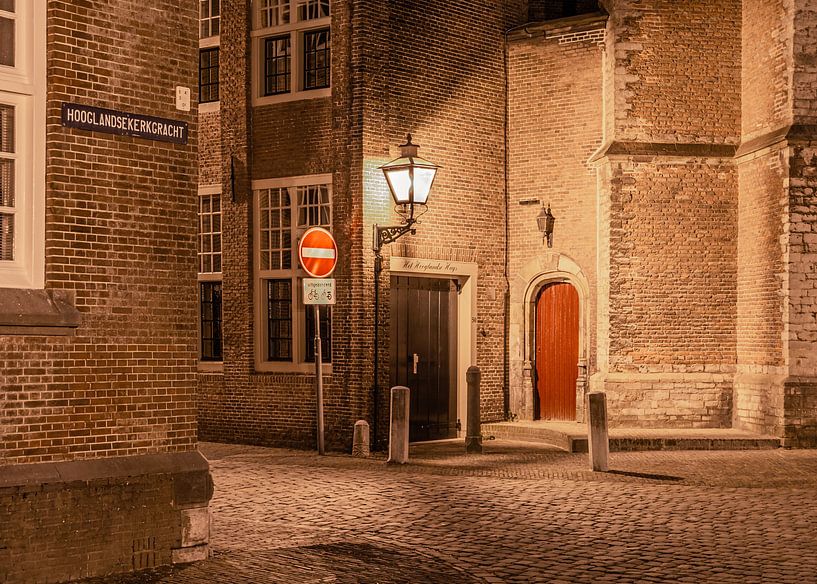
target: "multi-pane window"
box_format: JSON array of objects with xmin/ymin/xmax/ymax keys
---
[
  {"xmin": 296, "ymin": 0, "xmax": 329, "ymax": 21},
  {"xmin": 0, "ymin": 1, "xmax": 14, "ymax": 67},
  {"xmin": 303, "ymin": 29, "xmax": 330, "ymax": 90},
  {"xmin": 267, "ymin": 279, "xmax": 292, "ymax": 361},
  {"xmin": 255, "ymin": 177, "xmax": 332, "ymax": 368},
  {"xmin": 254, "ymin": 0, "xmax": 330, "ymax": 100},
  {"xmin": 263, "ymin": 36, "xmax": 291, "ymax": 96},
  {"xmin": 199, "ymin": 192, "xmax": 222, "ymax": 273},
  {"xmin": 198, "ymin": 190, "xmax": 223, "ymax": 362},
  {"xmin": 259, "ymin": 0, "xmax": 289, "ymax": 27},
  {"xmin": 200, "ymin": 282, "xmax": 222, "ymax": 361},
  {"xmin": 0, "ymin": 1, "xmax": 45, "ymax": 289},
  {"xmin": 0, "ymin": 104, "xmax": 14, "ymax": 261},
  {"xmin": 258, "ymin": 187, "xmax": 292, "ymax": 270},
  {"xmin": 199, "ymin": 48, "xmax": 219, "ymax": 103},
  {"xmin": 199, "ymin": 0, "xmax": 220, "ymax": 39}
]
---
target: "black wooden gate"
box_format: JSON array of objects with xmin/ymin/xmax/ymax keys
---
[{"xmin": 390, "ymin": 276, "xmax": 458, "ymax": 442}]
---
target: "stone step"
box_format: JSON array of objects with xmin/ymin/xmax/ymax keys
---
[{"xmin": 481, "ymin": 422, "xmax": 781, "ymax": 453}]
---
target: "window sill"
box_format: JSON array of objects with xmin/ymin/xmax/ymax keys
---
[
  {"xmin": 198, "ymin": 361, "xmax": 224, "ymax": 373},
  {"xmin": 0, "ymin": 288, "xmax": 81, "ymax": 336},
  {"xmin": 254, "ymin": 361, "xmax": 333, "ymax": 375},
  {"xmin": 253, "ymin": 87, "xmax": 330, "ymax": 107},
  {"xmin": 199, "ymin": 101, "xmax": 220, "ymax": 114}
]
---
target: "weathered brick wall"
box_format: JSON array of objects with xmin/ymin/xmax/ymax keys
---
[
  {"xmin": 199, "ymin": 0, "xmax": 529, "ymax": 448},
  {"xmin": 199, "ymin": 111, "xmax": 221, "ymax": 186},
  {"xmin": 606, "ymin": 0, "xmax": 741, "ymax": 145},
  {"xmin": 741, "ymin": 0, "xmax": 791, "ymax": 140},
  {"xmin": 506, "ymin": 21, "xmax": 604, "ymax": 420},
  {"xmin": 732, "ymin": 0, "xmax": 817, "ymax": 441},
  {"xmin": 593, "ymin": 0, "xmax": 741, "ymax": 427},
  {"xmin": 251, "ymin": 100, "xmax": 333, "ymax": 179},
  {"xmin": 368, "ymin": 0, "xmax": 528, "ymax": 426},
  {"xmin": 1, "ymin": 1, "xmax": 211, "ymax": 580},
  {"xmin": 2, "ymin": 0, "xmax": 198, "ymax": 464}
]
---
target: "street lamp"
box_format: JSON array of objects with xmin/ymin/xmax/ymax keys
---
[{"xmin": 371, "ymin": 134, "xmax": 439, "ymax": 447}]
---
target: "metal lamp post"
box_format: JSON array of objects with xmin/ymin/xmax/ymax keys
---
[{"xmin": 371, "ymin": 134, "xmax": 439, "ymax": 447}]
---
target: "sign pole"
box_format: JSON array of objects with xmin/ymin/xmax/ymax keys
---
[
  {"xmin": 298, "ymin": 226, "xmax": 337, "ymax": 457},
  {"xmin": 314, "ymin": 304, "xmax": 325, "ymax": 455}
]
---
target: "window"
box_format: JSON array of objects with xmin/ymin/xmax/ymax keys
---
[
  {"xmin": 254, "ymin": 175, "xmax": 333, "ymax": 370},
  {"xmin": 199, "ymin": 47, "xmax": 219, "ymax": 104},
  {"xmin": 0, "ymin": 1, "xmax": 45, "ymax": 289},
  {"xmin": 200, "ymin": 0, "xmax": 220, "ymax": 39},
  {"xmin": 303, "ymin": 29, "xmax": 330, "ymax": 90},
  {"xmin": 252, "ymin": 0, "xmax": 330, "ymax": 103},
  {"xmin": 198, "ymin": 188, "xmax": 223, "ymax": 363},
  {"xmin": 199, "ymin": 0, "xmax": 219, "ymax": 109},
  {"xmin": 263, "ymin": 36, "xmax": 291, "ymax": 96}
]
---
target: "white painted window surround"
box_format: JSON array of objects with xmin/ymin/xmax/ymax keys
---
[
  {"xmin": 252, "ymin": 174, "xmax": 333, "ymax": 373},
  {"xmin": 251, "ymin": 0, "xmax": 331, "ymax": 106},
  {"xmin": 0, "ymin": 1, "xmax": 45, "ymax": 289}
]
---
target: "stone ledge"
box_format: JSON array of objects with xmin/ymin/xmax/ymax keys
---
[
  {"xmin": 0, "ymin": 288, "xmax": 81, "ymax": 336},
  {"xmin": 0, "ymin": 450, "xmax": 212, "ymax": 507},
  {"xmin": 589, "ymin": 140, "xmax": 737, "ymax": 163}
]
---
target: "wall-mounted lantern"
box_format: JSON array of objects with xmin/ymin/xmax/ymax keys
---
[
  {"xmin": 537, "ymin": 203, "xmax": 555, "ymax": 248},
  {"xmin": 370, "ymin": 133, "xmax": 439, "ymax": 448}
]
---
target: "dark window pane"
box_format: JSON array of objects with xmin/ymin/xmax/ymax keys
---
[
  {"xmin": 199, "ymin": 47, "xmax": 219, "ymax": 103},
  {"xmin": 305, "ymin": 304, "xmax": 331, "ymax": 363},
  {"xmin": 303, "ymin": 29, "xmax": 330, "ymax": 90},
  {"xmin": 0, "ymin": 1, "xmax": 14, "ymax": 13},
  {"xmin": 200, "ymin": 282, "xmax": 223, "ymax": 361},
  {"xmin": 0, "ymin": 17, "xmax": 13, "ymax": 67},
  {"xmin": 0, "ymin": 213, "xmax": 12, "ymax": 261},
  {"xmin": 267, "ymin": 279, "xmax": 292, "ymax": 361},
  {"xmin": 263, "ymin": 36, "xmax": 290, "ymax": 96}
]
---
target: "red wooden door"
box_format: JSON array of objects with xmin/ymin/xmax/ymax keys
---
[{"xmin": 535, "ymin": 282, "xmax": 579, "ymax": 420}]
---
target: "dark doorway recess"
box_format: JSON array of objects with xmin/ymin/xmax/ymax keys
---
[
  {"xmin": 390, "ymin": 276, "xmax": 458, "ymax": 442},
  {"xmin": 535, "ymin": 282, "xmax": 579, "ymax": 420}
]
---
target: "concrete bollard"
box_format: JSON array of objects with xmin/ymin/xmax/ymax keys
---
[
  {"xmin": 586, "ymin": 391, "xmax": 609, "ymax": 472},
  {"xmin": 387, "ymin": 386, "xmax": 410, "ymax": 464},
  {"xmin": 465, "ymin": 366, "xmax": 482, "ymax": 454},
  {"xmin": 352, "ymin": 420, "xmax": 370, "ymax": 458}
]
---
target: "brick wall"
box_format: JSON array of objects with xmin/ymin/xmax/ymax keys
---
[
  {"xmin": 606, "ymin": 0, "xmax": 741, "ymax": 145},
  {"xmin": 593, "ymin": 0, "xmax": 741, "ymax": 427},
  {"xmin": 506, "ymin": 19, "xmax": 604, "ymax": 420},
  {"xmin": 1, "ymin": 2, "xmax": 211, "ymax": 580},
  {"xmin": 199, "ymin": 0, "xmax": 529, "ymax": 448}
]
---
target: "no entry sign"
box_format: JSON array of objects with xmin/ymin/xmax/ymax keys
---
[{"xmin": 298, "ymin": 227, "xmax": 338, "ymax": 278}]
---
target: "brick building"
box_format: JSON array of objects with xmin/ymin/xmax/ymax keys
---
[
  {"xmin": 197, "ymin": 0, "xmax": 817, "ymax": 452},
  {"xmin": 1, "ymin": 2, "xmax": 211, "ymax": 582}
]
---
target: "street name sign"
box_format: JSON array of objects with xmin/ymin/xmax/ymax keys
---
[
  {"xmin": 298, "ymin": 227, "xmax": 338, "ymax": 278},
  {"xmin": 303, "ymin": 278, "xmax": 336, "ymax": 305},
  {"xmin": 61, "ymin": 102, "xmax": 188, "ymax": 144}
]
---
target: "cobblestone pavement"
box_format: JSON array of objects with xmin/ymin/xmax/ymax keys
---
[{"xmin": 83, "ymin": 440, "xmax": 817, "ymax": 583}]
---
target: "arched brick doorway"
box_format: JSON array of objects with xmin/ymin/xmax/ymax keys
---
[{"xmin": 534, "ymin": 282, "xmax": 580, "ymax": 420}]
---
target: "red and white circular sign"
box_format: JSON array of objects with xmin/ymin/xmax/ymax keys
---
[{"xmin": 298, "ymin": 227, "xmax": 338, "ymax": 278}]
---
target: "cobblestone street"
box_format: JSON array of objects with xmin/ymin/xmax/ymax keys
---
[{"xmin": 86, "ymin": 441, "xmax": 817, "ymax": 583}]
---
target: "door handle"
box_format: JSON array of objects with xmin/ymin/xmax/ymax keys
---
[{"xmin": 412, "ymin": 353, "xmax": 419, "ymax": 375}]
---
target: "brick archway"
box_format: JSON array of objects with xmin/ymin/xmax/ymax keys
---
[{"xmin": 509, "ymin": 253, "xmax": 590, "ymax": 421}]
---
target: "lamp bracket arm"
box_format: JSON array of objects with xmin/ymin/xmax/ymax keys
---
[{"xmin": 373, "ymin": 219, "xmax": 417, "ymax": 252}]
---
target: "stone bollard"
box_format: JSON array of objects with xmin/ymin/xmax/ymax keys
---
[
  {"xmin": 465, "ymin": 366, "xmax": 482, "ymax": 454},
  {"xmin": 352, "ymin": 420, "xmax": 370, "ymax": 458},
  {"xmin": 586, "ymin": 391, "xmax": 609, "ymax": 472},
  {"xmin": 387, "ymin": 386, "xmax": 410, "ymax": 464}
]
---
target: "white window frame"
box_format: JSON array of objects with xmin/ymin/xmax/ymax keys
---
[
  {"xmin": 199, "ymin": 0, "xmax": 220, "ymax": 114},
  {"xmin": 199, "ymin": 0, "xmax": 221, "ymax": 40},
  {"xmin": 253, "ymin": 173, "xmax": 333, "ymax": 373},
  {"xmin": 198, "ymin": 185, "xmax": 223, "ymax": 371},
  {"xmin": 251, "ymin": 0, "xmax": 331, "ymax": 106},
  {"xmin": 0, "ymin": 1, "xmax": 45, "ymax": 289}
]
